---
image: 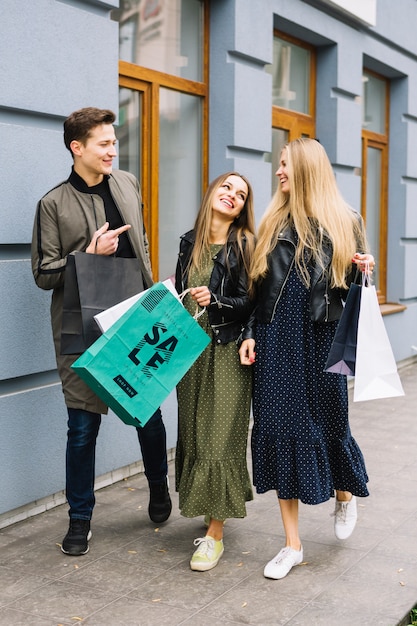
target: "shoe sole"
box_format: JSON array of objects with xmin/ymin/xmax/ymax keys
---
[
  {"xmin": 190, "ymin": 547, "xmax": 224, "ymax": 571},
  {"xmin": 61, "ymin": 530, "xmax": 92, "ymax": 556},
  {"xmin": 264, "ymin": 563, "xmax": 301, "ymax": 580},
  {"xmin": 148, "ymin": 508, "xmax": 172, "ymax": 524},
  {"xmin": 334, "ymin": 525, "xmax": 357, "ymax": 540},
  {"xmin": 263, "ymin": 550, "xmax": 303, "ymax": 579}
]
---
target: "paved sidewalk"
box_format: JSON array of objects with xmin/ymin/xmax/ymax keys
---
[{"xmin": 1, "ymin": 363, "xmax": 417, "ymax": 625}]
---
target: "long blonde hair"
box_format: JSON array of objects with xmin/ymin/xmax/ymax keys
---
[
  {"xmin": 190, "ymin": 171, "xmax": 256, "ymax": 276},
  {"xmin": 251, "ymin": 138, "xmax": 367, "ymax": 289}
]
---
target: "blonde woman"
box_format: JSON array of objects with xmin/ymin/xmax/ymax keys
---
[
  {"xmin": 239, "ymin": 138, "xmax": 374, "ymax": 580},
  {"xmin": 175, "ymin": 172, "xmax": 256, "ymax": 571}
]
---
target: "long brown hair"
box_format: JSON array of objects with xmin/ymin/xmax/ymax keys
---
[
  {"xmin": 190, "ymin": 171, "xmax": 256, "ymax": 276},
  {"xmin": 251, "ymin": 138, "xmax": 368, "ymax": 289}
]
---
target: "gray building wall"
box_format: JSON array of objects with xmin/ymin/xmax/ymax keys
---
[
  {"xmin": 209, "ymin": 0, "xmax": 417, "ymax": 362},
  {"xmin": 0, "ymin": 0, "xmax": 176, "ymax": 527},
  {"xmin": 208, "ymin": 0, "xmax": 273, "ymax": 218},
  {"xmin": 1, "ymin": 0, "xmax": 416, "ymax": 525}
]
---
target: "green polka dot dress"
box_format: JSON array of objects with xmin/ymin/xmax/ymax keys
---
[{"xmin": 175, "ymin": 245, "xmax": 253, "ymax": 520}]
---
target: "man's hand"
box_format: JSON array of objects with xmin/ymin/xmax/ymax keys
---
[{"xmin": 86, "ymin": 222, "xmax": 131, "ymax": 255}]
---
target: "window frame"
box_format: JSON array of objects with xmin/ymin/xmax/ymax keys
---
[
  {"xmin": 117, "ymin": 2, "xmax": 209, "ymax": 279},
  {"xmin": 271, "ymin": 31, "xmax": 316, "ymax": 141},
  {"xmin": 361, "ymin": 68, "xmax": 390, "ymax": 304}
]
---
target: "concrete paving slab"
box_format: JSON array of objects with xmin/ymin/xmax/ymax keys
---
[{"xmin": 0, "ymin": 362, "xmax": 416, "ymax": 625}]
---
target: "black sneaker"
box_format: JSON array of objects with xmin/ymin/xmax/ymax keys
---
[
  {"xmin": 61, "ymin": 519, "xmax": 92, "ymax": 556},
  {"xmin": 148, "ymin": 478, "xmax": 172, "ymax": 524}
]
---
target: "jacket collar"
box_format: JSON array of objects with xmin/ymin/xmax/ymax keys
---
[
  {"xmin": 277, "ymin": 224, "xmax": 297, "ymax": 244},
  {"xmin": 180, "ymin": 229, "xmax": 196, "ymax": 245},
  {"xmin": 68, "ymin": 167, "xmax": 111, "ymax": 193},
  {"xmin": 180, "ymin": 228, "xmax": 245, "ymax": 247}
]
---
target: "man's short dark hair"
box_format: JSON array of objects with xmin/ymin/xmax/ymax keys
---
[{"xmin": 63, "ymin": 107, "xmax": 116, "ymax": 154}]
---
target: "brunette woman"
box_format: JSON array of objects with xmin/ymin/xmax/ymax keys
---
[{"xmin": 176, "ymin": 172, "xmax": 256, "ymax": 571}]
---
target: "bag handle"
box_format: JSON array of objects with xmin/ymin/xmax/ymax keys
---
[
  {"xmin": 179, "ymin": 288, "xmax": 206, "ymax": 320},
  {"xmin": 361, "ymin": 261, "xmax": 372, "ymax": 287}
]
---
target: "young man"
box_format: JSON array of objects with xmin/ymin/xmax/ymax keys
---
[{"xmin": 32, "ymin": 107, "xmax": 171, "ymax": 556}]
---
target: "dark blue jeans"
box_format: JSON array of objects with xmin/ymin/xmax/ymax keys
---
[{"xmin": 66, "ymin": 407, "xmax": 168, "ymax": 520}]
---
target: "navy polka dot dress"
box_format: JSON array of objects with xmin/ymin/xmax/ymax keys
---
[{"xmin": 252, "ymin": 262, "xmax": 369, "ymax": 505}]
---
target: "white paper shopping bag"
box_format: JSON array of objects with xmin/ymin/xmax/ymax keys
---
[
  {"xmin": 94, "ymin": 278, "xmax": 178, "ymax": 333},
  {"xmin": 354, "ymin": 284, "xmax": 404, "ymax": 402}
]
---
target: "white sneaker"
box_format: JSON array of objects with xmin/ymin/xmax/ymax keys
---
[
  {"xmin": 263, "ymin": 546, "xmax": 303, "ymax": 579},
  {"xmin": 333, "ymin": 495, "xmax": 357, "ymax": 540}
]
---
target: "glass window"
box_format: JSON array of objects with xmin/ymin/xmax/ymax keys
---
[
  {"xmin": 362, "ymin": 71, "xmax": 386, "ymax": 133},
  {"xmin": 118, "ymin": 88, "xmax": 142, "ymax": 180},
  {"xmin": 267, "ymin": 36, "xmax": 311, "ymax": 113},
  {"xmin": 113, "ymin": 0, "xmax": 204, "ymax": 82},
  {"xmin": 361, "ymin": 69, "xmax": 389, "ymax": 301},
  {"xmin": 264, "ymin": 128, "xmax": 289, "ymax": 197},
  {"xmin": 268, "ymin": 33, "xmax": 315, "ymax": 194},
  {"xmin": 158, "ymin": 89, "xmax": 202, "ymax": 279},
  {"xmin": 364, "ymin": 146, "xmax": 382, "ymax": 287},
  {"xmin": 116, "ymin": 0, "xmax": 207, "ymax": 278}
]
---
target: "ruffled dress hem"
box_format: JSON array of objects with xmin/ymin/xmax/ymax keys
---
[
  {"xmin": 176, "ymin": 456, "xmax": 253, "ymax": 519},
  {"xmin": 252, "ymin": 434, "xmax": 369, "ymax": 505}
]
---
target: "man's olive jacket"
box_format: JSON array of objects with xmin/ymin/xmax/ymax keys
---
[{"xmin": 32, "ymin": 169, "xmax": 153, "ymax": 413}]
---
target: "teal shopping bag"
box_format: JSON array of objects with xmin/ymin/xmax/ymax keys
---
[{"xmin": 72, "ymin": 282, "xmax": 210, "ymax": 427}]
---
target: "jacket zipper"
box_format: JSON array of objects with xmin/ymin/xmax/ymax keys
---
[
  {"xmin": 111, "ymin": 192, "xmax": 135, "ymax": 253},
  {"xmin": 270, "ymin": 235, "xmax": 295, "ymax": 323},
  {"xmin": 218, "ymin": 244, "xmax": 232, "ymax": 302},
  {"xmin": 90, "ymin": 195, "xmax": 99, "ymax": 231},
  {"xmin": 324, "ymin": 290, "xmax": 330, "ymax": 322},
  {"xmin": 92, "ymin": 187, "xmax": 135, "ymax": 253}
]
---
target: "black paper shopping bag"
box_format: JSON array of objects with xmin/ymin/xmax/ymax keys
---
[
  {"xmin": 61, "ymin": 251, "xmax": 144, "ymax": 355},
  {"xmin": 324, "ymin": 283, "xmax": 362, "ymax": 376}
]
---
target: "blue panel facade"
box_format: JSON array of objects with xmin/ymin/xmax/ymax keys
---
[
  {"xmin": 0, "ymin": 0, "xmax": 139, "ymax": 523},
  {"xmin": 1, "ymin": 0, "xmax": 416, "ymax": 524},
  {"xmin": 209, "ymin": 0, "xmax": 273, "ymax": 218}
]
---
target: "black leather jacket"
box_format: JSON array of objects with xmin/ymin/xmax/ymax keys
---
[
  {"xmin": 175, "ymin": 230, "xmax": 253, "ymax": 345},
  {"xmin": 242, "ymin": 225, "xmax": 358, "ymax": 341}
]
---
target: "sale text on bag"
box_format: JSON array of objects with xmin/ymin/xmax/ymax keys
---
[
  {"xmin": 72, "ymin": 283, "xmax": 210, "ymax": 428},
  {"xmin": 114, "ymin": 322, "xmax": 179, "ymax": 397}
]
